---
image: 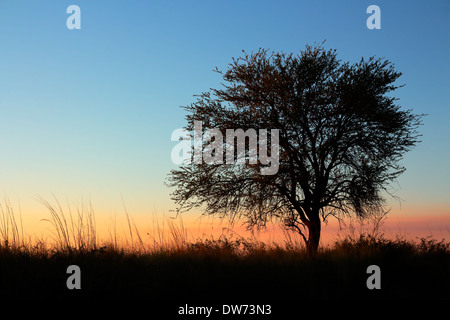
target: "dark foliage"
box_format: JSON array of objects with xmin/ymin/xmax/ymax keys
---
[{"xmin": 167, "ymin": 44, "xmax": 424, "ymax": 254}]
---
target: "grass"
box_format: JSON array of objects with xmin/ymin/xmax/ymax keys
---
[{"xmin": 0, "ymin": 198, "xmax": 449, "ymax": 300}]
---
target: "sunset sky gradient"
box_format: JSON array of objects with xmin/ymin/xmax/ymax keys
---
[{"xmin": 0, "ymin": 0, "xmax": 449, "ymax": 244}]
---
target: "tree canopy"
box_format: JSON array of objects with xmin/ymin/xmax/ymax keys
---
[{"xmin": 167, "ymin": 44, "xmax": 423, "ymax": 254}]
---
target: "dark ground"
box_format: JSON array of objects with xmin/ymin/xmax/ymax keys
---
[{"xmin": 1, "ymin": 236, "xmax": 449, "ymax": 302}]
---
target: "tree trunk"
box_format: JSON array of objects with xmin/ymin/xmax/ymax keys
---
[{"xmin": 306, "ymin": 217, "xmax": 321, "ymax": 256}]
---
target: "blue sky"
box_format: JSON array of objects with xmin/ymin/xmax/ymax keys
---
[{"xmin": 0, "ymin": 0, "xmax": 449, "ymax": 224}]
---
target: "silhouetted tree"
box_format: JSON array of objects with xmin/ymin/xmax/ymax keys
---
[{"xmin": 167, "ymin": 44, "xmax": 423, "ymax": 255}]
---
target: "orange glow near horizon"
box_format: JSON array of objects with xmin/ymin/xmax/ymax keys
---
[{"xmin": 6, "ymin": 198, "xmax": 449, "ymax": 249}]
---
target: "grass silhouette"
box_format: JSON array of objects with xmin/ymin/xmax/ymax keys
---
[{"xmin": 0, "ymin": 198, "xmax": 449, "ymax": 300}]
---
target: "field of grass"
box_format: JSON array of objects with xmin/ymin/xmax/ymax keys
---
[{"xmin": 0, "ymin": 199, "xmax": 449, "ymax": 300}]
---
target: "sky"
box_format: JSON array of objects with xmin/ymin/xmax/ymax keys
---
[{"xmin": 0, "ymin": 0, "xmax": 449, "ymax": 242}]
